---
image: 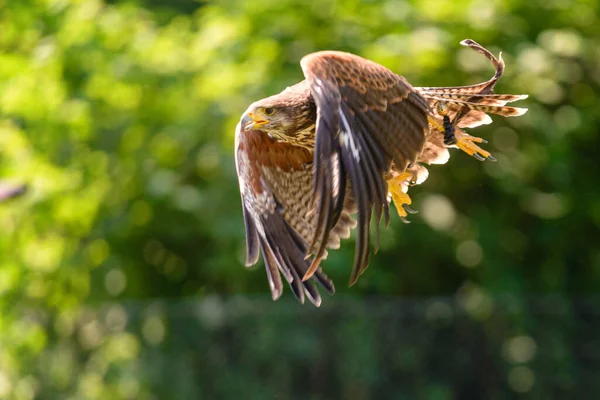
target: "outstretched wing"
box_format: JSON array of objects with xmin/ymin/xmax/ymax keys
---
[
  {"xmin": 300, "ymin": 51, "xmax": 430, "ymax": 285},
  {"xmin": 416, "ymin": 39, "xmax": 528, "ymax": 130},
  {"xmin": 235, "ymin": 123, "xmax": 355, "ymax": 306},
  {"xmin": 411, "ymin": 39, "xmax": 528, "ymax": 180}
]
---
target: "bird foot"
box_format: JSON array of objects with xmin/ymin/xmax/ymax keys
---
[
  {"xmin": 387, "ymin": 172, "xmax": 418, "ymax": 223},
  {"xmin": 454, "ymin": 130, "xmax": 496, "ymax": 162},
  {"xmin": 428, "ymin": 108, "xmax": 496, "ymax": 162}
]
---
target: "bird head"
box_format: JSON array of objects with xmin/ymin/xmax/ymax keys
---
[
  {"xmin": 241, "ymin": 103, "xmax": 286, "ymax": 133},
  {"xmin": 240, "ymin": 83, "xmax": 316, "ymax": 144}
]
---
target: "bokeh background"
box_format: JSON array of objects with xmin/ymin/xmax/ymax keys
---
[{"xmin": 1, "ymin": 0, "xmax": 599, "ymax": 398}]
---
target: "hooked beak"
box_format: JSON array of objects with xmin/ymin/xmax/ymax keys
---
[{"xmin": 242, "ymin": 111, "xmax": 269, "ymax": 130}]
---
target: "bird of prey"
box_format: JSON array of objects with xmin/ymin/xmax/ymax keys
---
[{"xmin": 235, "ymin": 39, "xmax": 527, "ymax": 306}]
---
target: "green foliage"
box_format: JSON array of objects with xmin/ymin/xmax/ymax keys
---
[{"xmin": 0, "ymin": 0, "xmax": 599, "ymax": 398}]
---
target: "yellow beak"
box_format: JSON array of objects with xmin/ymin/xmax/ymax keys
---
[{"xmin": 242, "ymin": 111, "xmax": 268, "ymax": 130}]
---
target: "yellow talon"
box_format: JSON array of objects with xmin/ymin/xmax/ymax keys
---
[
  {"xmin": 455, "ymin": 129, "xmax": 496, "ymax": 162},
  {"xmin": 392, "ymin": 192, "xmax": 411, "ymax": 218},
  {"xmin": 387, "ymin": 172, "xmax": 415, "ymax": 221},
  {"xmin": 428, "ymin": 112, "xmax": 496, "ymax": 162}
]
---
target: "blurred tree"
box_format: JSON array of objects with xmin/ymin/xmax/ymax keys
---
[{"xmin": 0, "ymin": 0, "xmax": 599, "ymax": 398}]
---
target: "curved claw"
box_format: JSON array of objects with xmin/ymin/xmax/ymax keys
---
[
  {"xmin": 454, "ymin": 129, "xmax": 496, "ymax": 162},
  {"xmin": 403, "ymin": 204, "xmax": 418, "ymax": 215}
]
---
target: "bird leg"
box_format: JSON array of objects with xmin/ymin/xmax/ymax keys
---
[
  {"xmin": 429, "ymin": 102, "xmax": 497, "ymax": 162},
  {"xmin": 387, "ymin": 172, "xmax": 418, "ymax": 223}
]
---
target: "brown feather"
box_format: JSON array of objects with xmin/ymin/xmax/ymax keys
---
[
  {"xmin": 235, "ymin": 123, "xmax": 335, "ymax": 305},
  {"xmin": 235, "ymin": 39, "xmax": 528, "ymax": 305},
  {"xmin": 300, "ymin": 50, "xmax": 429, "ymax": 284}
]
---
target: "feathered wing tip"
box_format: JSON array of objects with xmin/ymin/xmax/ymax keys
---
[
  {"xmin": 424, "ymin": 95, "xmax": 528, "ymax": 117},
  {"xmin": 241, "ymin": 204, "xmax": 260, "ymax": 267},
  {"xmin": 260, "ymin": 241, "xmax": 284, "ymax": 301},
  {"xmin": 403, "ymin": 38, "xmax": 528, "ymax": 179},
  {"xmin": 415, "ymin": 39, "xmax": 528, "ymax": 131},
  {"xmin": 424, "ymin": 93, "xmax": 528, "ymax": 105},
  {"xmin": 460, "ymin": 39, "xmax": 504, "ymax": 83},
  {"xmin": 417, "ymin": 39, "xmax": 509, "ymax": 96},
  {"xmin": 258, "ymin": 213, "xmax": 335, "ymax": 307}
]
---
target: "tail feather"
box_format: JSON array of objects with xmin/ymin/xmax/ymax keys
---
[
  {"xmin": 416, "ymin": 38, "xmax": 507, "ymax": 98},
  {"xmin": 424, "ymin": 95, "xmax": 528, "ymax": 117},
  {"xmin": 417, "ymin": 83, "xmax": 496, "ymax": 96},
  {"xmin": 416, "ymin": 39, "xmax": 528, "ymax": 128},
  {"xmin": 395, "ymin": 39, "xmax": 527, "ymax": 236},
  {"xmin": 417, "ymin": 92, "xmax": 528, "ymax": 106}
]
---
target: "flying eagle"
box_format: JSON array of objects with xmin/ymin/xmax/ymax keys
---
[{"xmin": 235, "ymin": 39, "xmax": 527, "ymax": 305}]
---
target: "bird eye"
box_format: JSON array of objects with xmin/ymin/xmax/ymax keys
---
[
  {"xmin": 264, "ymin": 107, "xmax": 275, "ymax": 115},
  {"xmin": 436, "ymin": 102, "xmax": 449, "ymax": 116}
]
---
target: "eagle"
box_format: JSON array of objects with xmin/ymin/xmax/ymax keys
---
[{"xmin": 235, "ymin": 39, "xmax": 527, "ymax": 306}]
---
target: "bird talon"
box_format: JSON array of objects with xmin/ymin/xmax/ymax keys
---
[
  {"xmin": 454, "ymin": 130, "xmax": 495, "ymax": 162},
  {"xmin": 429, "ymin": 109, "xmax": 494, "ymax": 161},
  {"xmin": 467, "ymin": 136, "xmax": 486, "ymax": 144},
  {"xmin": 387, "ymin": 172, "xmax": 416, "ymax": 220},
  {"xmin": 403, "ymin": 204, "xmax": 418, "ymax": 215}
]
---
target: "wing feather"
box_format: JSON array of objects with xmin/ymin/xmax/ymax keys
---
[
  {"xmin": 398, "ymin": 39, "xmax": 528, "ymax": 211},
  {"xmin": 300, "ymin": 51, "xmax": 429, "ymax": 284},
  {"xmin": 241, "ymin": 203, "xmax": 260, "ymax": 266},
  {"xmin": 235, "ymin": 123, "xmax": 338, "ymax": 305}
]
